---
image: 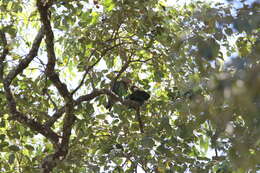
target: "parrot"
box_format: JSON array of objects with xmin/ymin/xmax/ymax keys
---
[
  {"xmin": 106, "ymin": 78, "xmax": 132, "ymax": 110},
  {"xmin": 126, "ymin": 85, "xmax": 150, "ymax": 133},
  {"xmin": 127, "ymin": 86, "xmax": 150, "ymax": 105}
]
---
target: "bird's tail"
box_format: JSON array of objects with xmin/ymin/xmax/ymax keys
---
[{"xmin": 105, "ymin": 99, "xmax": 113, "ymax": 110}]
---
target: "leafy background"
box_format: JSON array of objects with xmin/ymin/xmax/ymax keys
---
[{"xmin": 0, "ymin": 0, "xmax": 259, "ymax": 172}]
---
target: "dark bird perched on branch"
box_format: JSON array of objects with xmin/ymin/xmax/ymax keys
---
[
  {"xmin": 127, "ymin": 86, "xmax": 150, "ymax": 133},
  {"xmin": 106, "ymin": 78, "xmax": 132, "ymax": 110},
  {"xmin": 127, "ymin": 86, "xmax": 150, "ymax": 105}
]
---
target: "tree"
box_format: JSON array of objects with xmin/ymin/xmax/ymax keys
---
[{"xmin": 0, "ymin": 0, "xmax": 259, "ymax": 172}]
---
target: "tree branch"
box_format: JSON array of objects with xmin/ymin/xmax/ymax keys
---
[
  {"xmin": 45, "ymin": 106, "xmax": 65, "ymax": 127},
  {"xmin": 110, "ymin": 57, "xmax": 132, "ymax": 94},
  {"xmin": 4, "ymin": 27, "xmax": 44, "ymax": 85},
  {"xmin": 37, "ymin": 2, "xmax": 77, "ymax": 172},
  {"xmin": 41, "ymin": 102, "xmax": 76, "ymax": 172},
  {"xmin": 37, "ymin": 0, "xmax": 71, "ymax": 101},
  {"xmin": 55, "ymin": 101, "xmax": 75, "ymax": 159},
  {"xmin": 0, "ymin": 30, "xmax": 9, "ymax": 82},
  {"xmin": 130, "ymin": 57, "xmax": 153, "ymax": 63},
  {"xmin": 71, "ymin": 52, "xmax": 101, "ymax": 95},
  {"xmin": 45, "ymin": 89, "xmax": 141, "ymax": 128},
  {"xmin": 3, "ymin": 83, "xmax": 59, "ymax": 146},
  {"xmin": 72, "ymin": 42, "xmax": 128, "ymax": 95},
  {"xmin": 76, "ymin": 89, "xmax": 140, "ymax": 109},
  {"xmin": 1, "ymin": 25, "xmax": 59, "ymax": 147}
]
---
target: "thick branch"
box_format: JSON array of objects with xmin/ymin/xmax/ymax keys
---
[
  {"xmin": 42, "ymin": 102, "xmax": 75, "ymax": 172},
  {"xmin": 54, "ymin": 101, "xmax": 75, "ymax": 160},
  {"xmin": 76, "ymin": 89, "xmax": 140, "ymax": 108},
  {"xmin": 0, "ymin": 30, "xmax": 9, "ymax": 81},
  {"xmin": 1, "ymin": 25, "xmax": 59, "ymax": 146},
  {"xmin": 41, "ymin": 101, "xmax": 75, "ymax": 173},
  {"xmin": 5, "ymin": 27, "xmax": 44, "ymax": 85},
  {"xmin": 37, "ymin": 0, "xmax": 71, "ymax": 101},
  {"xmin": 45, "ymin": 89, "xmax": 140, "ymax": 127},
  {"xmin": 3, "ymin": 83, "xmax": 59, "ymax": 146},
  {"xmin": 37, "ymin": 1, "xmax": 76, "ymax": 172}
]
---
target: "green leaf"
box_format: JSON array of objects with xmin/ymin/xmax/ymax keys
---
[
  {"xmin": 141, "ymin": 136, "xmax": 155, "ymax": 148},
  {"xmin": 0, "ymin": 134, "xmax": 5, "ymax": 140},
  {"xmin": 24, "ymin": 144, "xmax": 34, "ymax": 151},
  {"xmin": 96, "ymin": 114, "xmax": 106, "ymax": 119},
  {"xmin": 9, "ymin": 145, "xmax": 20, "ymax": 152},
  {"xmin": 161, "ymin": 117, "xmax": 172, "ymax": 131},
  {"xmin": 90, "ymin": 12, "xmax": 100, "ymax": 24},
  {"xmin": 103, "ymin": 0, "xmax": 115, "ymax": 11},
  {"xmin": 0, "ymin": 141, "xmax": 9, "ymax": 149},
  {"xmin": 5, "ymin": 25, "xmax": 17, "ymax": 38}
]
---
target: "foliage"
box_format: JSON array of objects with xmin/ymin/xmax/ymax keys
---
[{"xmin": 0, "ymin": 0, "xmax": 259, "ymax": 172}]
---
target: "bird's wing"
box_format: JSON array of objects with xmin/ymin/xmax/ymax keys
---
[
  {"xmin": 136, "ymin": 90, "xmax": 150, "ymax": 100},
  {"xmin": 113, "ymin": 81, "xmax": 128, "ymax": 97}
]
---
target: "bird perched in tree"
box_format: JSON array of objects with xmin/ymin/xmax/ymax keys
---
[
  {"xmin": 127, "ymin": 86, "xmax": 150, "ymax": 133},
  {"xmin": 106, "ymin": 78, "xmax": 132, "ymax": 110},
  {"xmin": 127, "ymin": 86, "xmax": 150, "ymax": 105}
]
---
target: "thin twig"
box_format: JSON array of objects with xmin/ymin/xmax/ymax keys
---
[
  {"xmin": 130, "ymin": 57, "xmax": 153, "ymax": 63},
  {"xmin": 72, "ymin": 42, "xmax": 127, "ymax": 95}
]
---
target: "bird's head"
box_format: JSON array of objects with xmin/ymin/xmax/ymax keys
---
[
  {"xmin": 121, "ymin": 77, "xmax": 132, "ymax": 85},
  {"xmin": 130, "ymin": 85, "xmax": 139, "ymax": 92}
]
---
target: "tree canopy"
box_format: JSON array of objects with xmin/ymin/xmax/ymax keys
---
[{"xmin": 0, "ymin": 0, "xmax": 259, "ymax": 172}]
